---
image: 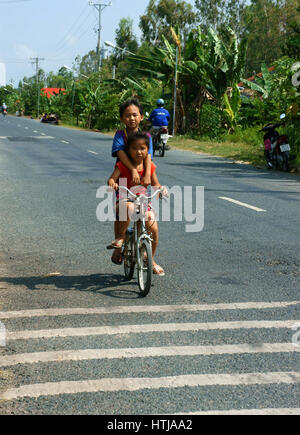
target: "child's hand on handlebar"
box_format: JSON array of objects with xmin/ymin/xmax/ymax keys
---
[
  {"xmin": 160, "ymin": 186, "xmax": 168, "ymax": 198},
  {"xmin": 107, "ymin": 178, "xmax": 119, "ymax": 191},
  {"xmin": 153, "ymin": 186, "xmax": 168, "ymax": 199}
]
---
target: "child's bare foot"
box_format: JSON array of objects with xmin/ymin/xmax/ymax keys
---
[
  {"xmin": 106, "ymin": 238, "xmax": 125, "ymax": 250},
  {"xmin": 153, "ymin": 263, "xmax": 165, "ymax": 276},
  {"xmin": 111, "ymin": 249, "xmax": 123, "ymax": 265}
]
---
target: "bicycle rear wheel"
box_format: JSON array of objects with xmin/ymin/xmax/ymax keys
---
[
  {"xmin": 123, "ymin": 232, "xmax": 135, "ymax": 280},
  {"xmin": 137, "ymin": 239, "xmax": 152, "ymax": 297}
]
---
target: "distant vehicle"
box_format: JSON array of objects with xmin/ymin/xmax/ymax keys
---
[
  {"xmin": 1, "ymin": 103, "xmax": 7, "ymax": 117},
  {"xmin": 260, "ymin": 114, "xmax": 295, "ymax": 172},
  {"xmin": 41, "ymin": 113, "xmax": 59, "ymax": 125},
  {"xmin": 152, "ymin": 126, "xmax": 169, "ymax": 157}
]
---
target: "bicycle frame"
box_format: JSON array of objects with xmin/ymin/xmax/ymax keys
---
[{"xmin": 119, "ymin": 185, "xmax": 164, "ymax": 296}]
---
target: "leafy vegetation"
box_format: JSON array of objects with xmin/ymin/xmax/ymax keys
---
[{"xmin": 1, "ymin": 0, "xmax": 299, "ymax": 169}]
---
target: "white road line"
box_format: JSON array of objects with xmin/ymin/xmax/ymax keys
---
[
  {"xmin": 33, "ymin": 130, "xmax": 39, "ymax": 133},
  {"xmin": 2, "ymin": 371, "xmax": 299, "ymax": 400},
  {"xmin": 35, "ymin": 136, "xmax": 55, "ymax": 140},
  {"xmin": 7, "ymin": 320, "xmax": 297, "ymax": 341},
  {"xmin": 0, "ymin": 136, "xmax": 7, "ymax": 139},
  {"xmin": 88, "ymin": 150, "xmax": 98, "ymax": 155},
  {"xmin": 0, "ymin": 301, "xmax": 298, "ymax": 320},
  {"xmin": 41, "ymin": 133, "xmax": 46, "ymax": 136},
  {"xmin": 175, "ymin": 408, "xmax": 300, "ymax": 415},
  {"xmin": 219, "ymin": 196, "xmax": 266, "ymax": 212},
  {"xmin": 61, "ymin": 140, "xmax": 69, "ymax": 144},
  {"xmin": 0, "ymin": 343, "xmax": 298, "ymax": 367}
]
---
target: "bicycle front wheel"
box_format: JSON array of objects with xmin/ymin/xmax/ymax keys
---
[
  {"xmin": 137, "ymin": 239, "xmax": 152, "ymax": 297},
  {"xmin": 123, "ymin": 232, "xmax": 135, "ymax": 280}
]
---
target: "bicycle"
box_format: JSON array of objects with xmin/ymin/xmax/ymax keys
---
[{"xmin": 118, "ymin": 185, "xmax": 164, "ymax": 297}]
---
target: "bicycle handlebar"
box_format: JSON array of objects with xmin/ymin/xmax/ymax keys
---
[{"xmin": 118, "ymin": 185, "xmax": 165, "ymax": 200}]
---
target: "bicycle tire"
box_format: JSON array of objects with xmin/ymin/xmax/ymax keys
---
[
  {"xmin": 137, "ymin": 239, "xmax": 152, "ymax": 297},
  {"xmin": 123, "ymin": 232, "xmax": 135, "ymax": 280}
]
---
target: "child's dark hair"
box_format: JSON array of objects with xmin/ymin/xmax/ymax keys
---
[
  {"xmin": 119, "ymin": 98, "xmax": 144, "ymax": 117},
  {"xmin": 125, "ymin": 131, "xmax": 150, "ymax": 154}
]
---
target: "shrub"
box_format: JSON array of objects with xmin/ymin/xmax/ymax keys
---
[{"xmin": 198, "ymin": 103, "xmax": 223, "ymax": 138}]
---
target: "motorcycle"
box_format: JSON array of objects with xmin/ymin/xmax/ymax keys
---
[
  {"xmin": 152, "ymin": 126, "xmax": 169, "ymax": 157},
  {"xmin": 260, "ymin": 114, "xmax": 293, "ymax": 172},
  {"xmin": 41, "ymin": 113, "xmax": 59, "ymax": 125},
  {"xmin": 2, "ymin": 109, "xmax": 7, "ymax": 116}
]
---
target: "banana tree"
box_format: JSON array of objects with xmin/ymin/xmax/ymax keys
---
[
  {"xmin": 128, "ymin": 25, "xmax": 247, "ymax": 133},
  {"xmin": 241, "ymin": 63, "xmax": 274, "ymax": 99}
]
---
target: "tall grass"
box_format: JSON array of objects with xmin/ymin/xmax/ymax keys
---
[{"xmin": 220, "ymin": 127, "xmax": 262, "ymax": 146}]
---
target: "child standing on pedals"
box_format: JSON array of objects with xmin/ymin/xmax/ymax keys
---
[
  {"xmin": 108, "ymin": 98, "xmax": 153, "ymax": 266},
  {"xmin": 107, "ymin": 131, "xmax": 168, "ymax": 276}
]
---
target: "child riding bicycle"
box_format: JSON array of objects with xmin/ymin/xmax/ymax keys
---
[
  {"xmin": 107, "ymin": 131, "xmax": 168, "ymax": 276},
  {"xmin": 110, "ymin": 98, "xmax": 153, "ymax": 265}
]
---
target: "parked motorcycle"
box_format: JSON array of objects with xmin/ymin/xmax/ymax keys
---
[
  {"xmin": 41, "ymin": 113, "xmax": 59, "ymax": 125},
  {"xmin": 152, "ymin": 126, "xmax": 169, "ymax": 157},
  {"xmin": 260, "ymin": 114, "xmax": 294, "ymax": 172}
]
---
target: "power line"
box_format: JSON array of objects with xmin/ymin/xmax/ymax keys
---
[{"xmin": 44, "ymin": 5, "xmax": 91, "ymax": 58}]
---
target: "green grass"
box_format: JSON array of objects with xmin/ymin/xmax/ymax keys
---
[
  {"xmin": 169, "ymin": 127, "xmax": 300, "ymax": 173},
  {"xmin": 168, "ymin": 135, "xmax": 266, "ymax": 167}
]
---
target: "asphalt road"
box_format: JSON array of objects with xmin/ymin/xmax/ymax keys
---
[{"xmin": 0, "ymin": 115, "xmax": 299, "ymax": 415}]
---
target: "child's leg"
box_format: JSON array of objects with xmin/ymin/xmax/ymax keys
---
[
  {"xmin": 145, "ymin": 211, "xmax": 164, "ymax": 275},
  {"xmin": 111, "ymin": 220, "xmax": 122, "ymax": 264},
  {"xmin": 112, "ymin": 202, "xmax": 134, "ymax": 245}
]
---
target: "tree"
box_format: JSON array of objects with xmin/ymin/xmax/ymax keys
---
[
  {"xmin": 73, "ymin": 51, "xmax": 97, "ymax": 77},
  {"xmin": 139, "ymin": 0, "xmax": 197, "ymax": 45},
  {"xmin": 282, "ymin": 0, "xmax": 300, "ymax": 57},
  {"xmin": 113, "ymin": 18, "xmax": 139, "ymax": 63},
  {"xmin": 129, "ymin": 26, "xmax": 247, "ymax": 133},
  {"xmin": 241, "ymin": 0, "xmax": 300, "ymax": 75},
  {"xmin": 195, "ymin": 0, "xmax": 247, "ymax": 37}
]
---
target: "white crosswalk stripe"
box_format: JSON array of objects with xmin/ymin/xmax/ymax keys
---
[
  {"xmin": 6, "ymin": 319, "xmax": 299, "ymax": 340},
  {"xmin": 3, "ymin": 372, "xmax": 300, "ymax": 401},
  {"xmin": 0, "ymin": 300, "xmax": 299, "ymax": 414}
]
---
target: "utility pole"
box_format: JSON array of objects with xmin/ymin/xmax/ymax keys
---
[
  {"xmin": 172, "ymin": 46, "xmax": 178, "ymax": 137},
  {"xmin": 89, "ymin": 1, "xmax": 112, "ymax": 72},
  {"xmin": 30, "ymin": 57, "xmax": 44, "ymax": 119}
]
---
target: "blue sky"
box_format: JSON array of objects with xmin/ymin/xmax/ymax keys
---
[{"xmin": 0, "ymin": 0, "xmax": 195, "ymax": 85}]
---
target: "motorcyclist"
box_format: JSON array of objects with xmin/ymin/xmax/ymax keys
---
[
  {"xmin": 148, "ymin": 99, "xmax": 170, "ymax": 134},
  {"xmin": 148, "ymin": 99, "xmax": 171, "ymax": 150},
  {"xmin": 1, "ymin": 102, "xmax": 7, "ymax": 115}
]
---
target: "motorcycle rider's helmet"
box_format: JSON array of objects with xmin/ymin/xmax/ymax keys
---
[{"xmin": 157, "ymin": 98, "xmax": 165, "ymax": 107}]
